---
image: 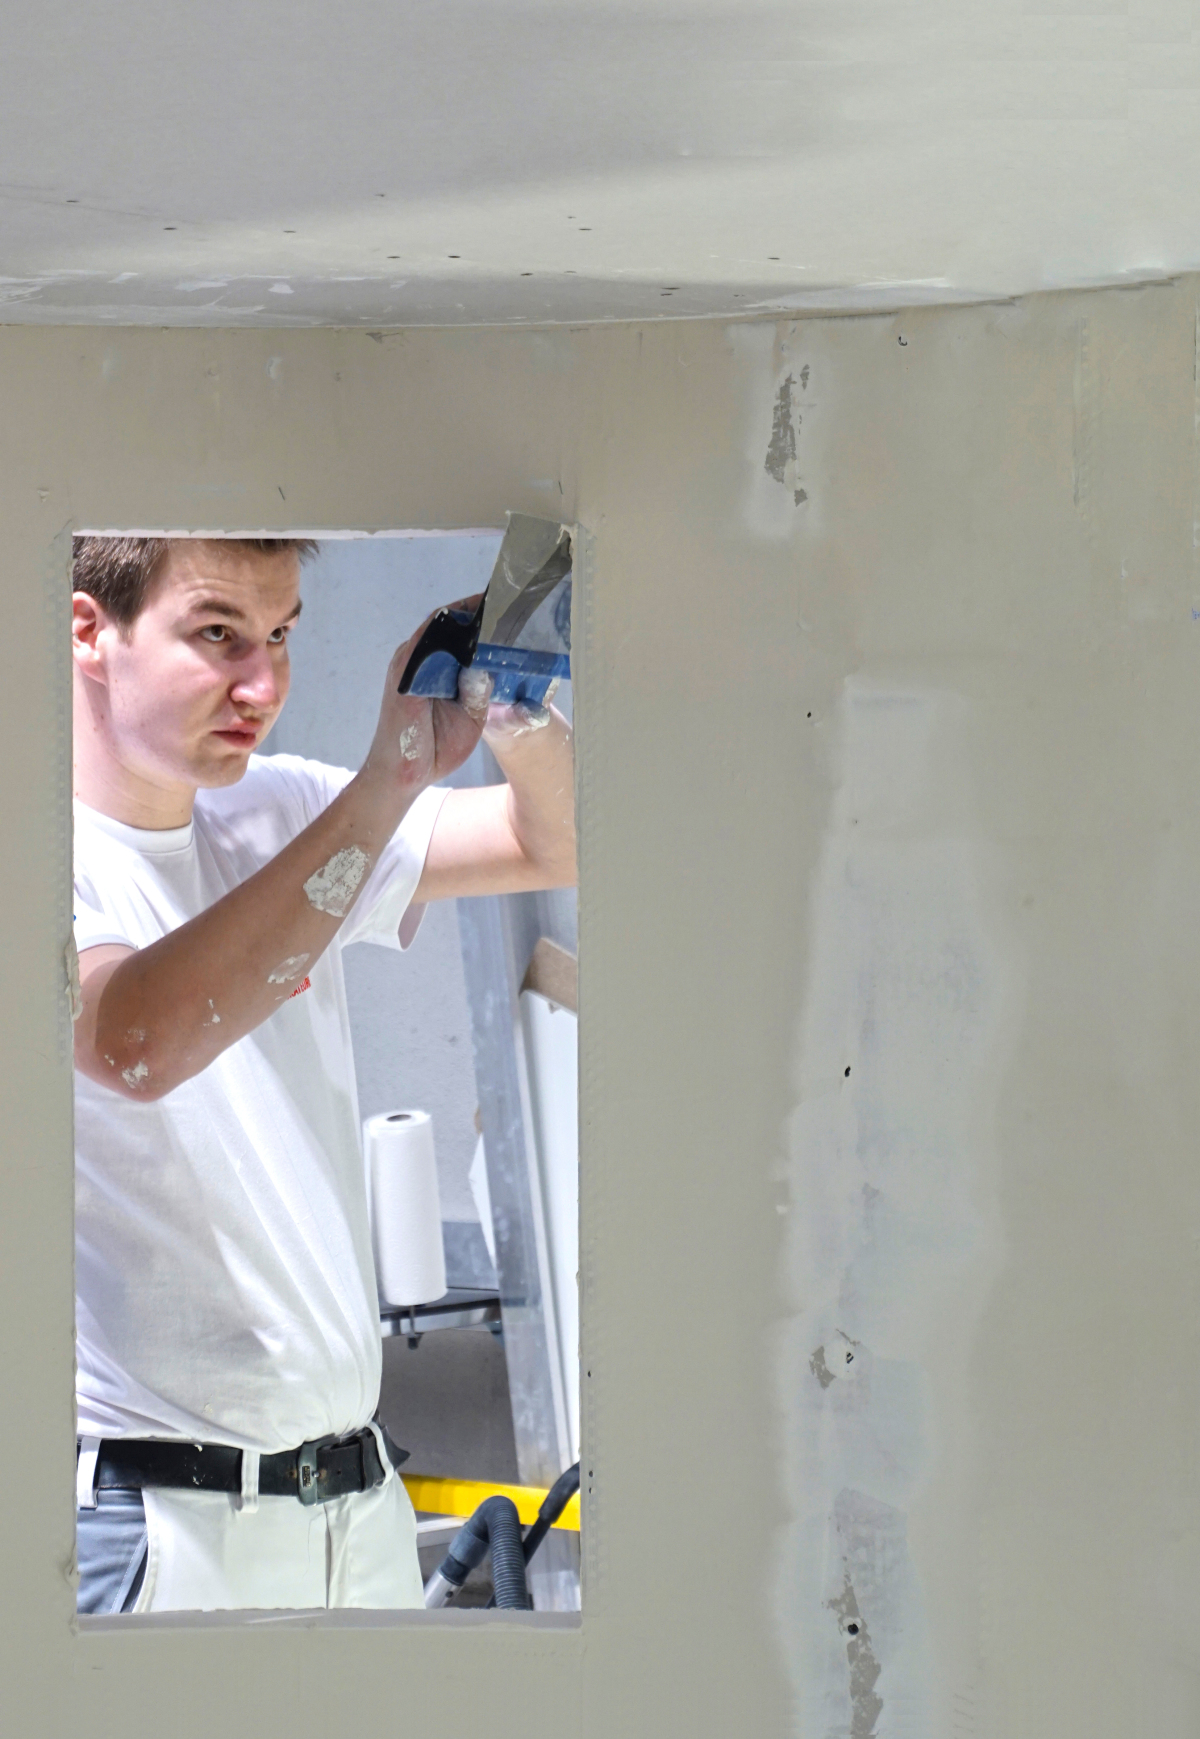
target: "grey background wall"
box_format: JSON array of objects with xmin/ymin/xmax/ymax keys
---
[
  {"xmin": 267, "ymin": 531, "xmax": 576, "ymax": 1228},
  {"xmin": 4, "ymin": 288, "xmax": 1200, "ymax": 1735},
  {"xmin": 267, "ymin": 532, "xmax": 498, "ymax": 1222}
]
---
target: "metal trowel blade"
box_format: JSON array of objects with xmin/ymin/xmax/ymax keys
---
[{"xmin": 480, "ymin": 514, "xmax": 573, "ymax": 652}]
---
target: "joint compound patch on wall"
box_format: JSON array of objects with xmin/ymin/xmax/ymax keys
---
[
  {"xmin": 775, "ymin": 679, "xmax": 1013, "ymax": 1738},
  {"xmin": 732, "ymin": 320, "xmax": 826, "ymax": 541},
  {"xmin": 765, "ymin": 368, "xmax": 810, "ymax": 505},
  {"xmin": 828, "ymin": 1549, "xmax": 884, "ymax": 1739}
]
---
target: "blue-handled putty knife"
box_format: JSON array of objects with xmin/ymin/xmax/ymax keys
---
[{"xmin": 398, "ymin": 514, "xmax": 572, "ymax": 707}]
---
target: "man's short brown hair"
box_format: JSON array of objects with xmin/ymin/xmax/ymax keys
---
[{"xmin": 72, "ymin": 536, "xmax": 319, "ymax": 629}]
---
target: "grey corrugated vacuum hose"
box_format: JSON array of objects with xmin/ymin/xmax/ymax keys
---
[
  {"xmin": 480, "ymin": 1460, "xmax": 582, "ymax": 1609},
  {"xmin": 424, "ymin": 1495, "xmax": 531, "ymax": 1610}
]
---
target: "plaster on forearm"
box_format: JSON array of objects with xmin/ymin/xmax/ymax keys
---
[
  {"xmin": 303, "ymin": 844, "xmax": 370, "ymax": 917},
  {"xmin": 82, "ymin": 773, "xmax": 410, "ymax": 1099},
  {"xmin": 267, "ymin": 952, "xmax": 311, "ymax": 985}
]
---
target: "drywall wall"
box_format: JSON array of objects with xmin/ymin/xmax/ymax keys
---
[
  {"xmin": 3, "ymin": 285, "xmax": 1200, "ymax": 1736},
  {"xmin": 1, "ymin": 0, "xmax": 1199, "ymax": 325}
]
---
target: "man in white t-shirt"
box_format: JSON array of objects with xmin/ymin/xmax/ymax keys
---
[{"xmin": 69, "ymin": 535, "xmax": 576, "ymax": 1614}]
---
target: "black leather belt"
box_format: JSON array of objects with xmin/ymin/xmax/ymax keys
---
[{"xmin": 86, "ymin": 1420, "xmax": 409, "ymax": 1508}]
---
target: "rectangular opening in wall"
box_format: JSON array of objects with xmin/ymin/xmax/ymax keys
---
[{"xmin": 70, "ymin": 526, "xmax": 580, "ymax": 1620}]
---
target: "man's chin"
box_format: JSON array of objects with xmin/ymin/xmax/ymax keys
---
[{"xmin": 192, "ymin": 746, "xmax": 256, "ymax": 788}]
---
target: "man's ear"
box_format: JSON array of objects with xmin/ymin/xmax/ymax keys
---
[{"xmin": 72, "ymin": 591, "xmax": 111, "ymax": 683}]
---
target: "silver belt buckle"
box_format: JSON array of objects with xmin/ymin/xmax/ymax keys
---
[{"xmin": 296, "ymin": 1440, "xmax": 322, "ymax": 1506}]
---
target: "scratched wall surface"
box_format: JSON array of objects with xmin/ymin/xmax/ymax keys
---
[
  {"xmin": 2, "ymin": 286, "xmax": 1199, "ymax": 1736},
  {"xmin": 3, "ymin": 0, "xmax": 1200, "ymax": 326}
]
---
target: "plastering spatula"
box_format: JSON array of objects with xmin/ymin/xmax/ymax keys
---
[{"xmin": 398, "ymin": 513, "xmax": 572, "ymax": 708}]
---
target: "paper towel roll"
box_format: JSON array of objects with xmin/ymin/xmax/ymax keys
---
[{"xmin": 365, "ymin": 1110, "xmax": 447, "ymax": 1307}]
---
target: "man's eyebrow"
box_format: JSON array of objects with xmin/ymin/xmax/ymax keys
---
[
  {"xmin": 186, "ymin": 596, "xmax": 248, "ymax": 623},
  {"xmin": 185, "ymin": 596, "xmax": 303, "ymax": 626}
]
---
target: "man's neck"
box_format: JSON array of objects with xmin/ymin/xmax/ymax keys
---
[
  {"xmin": 73, "ymin": 744, "xmax": 196, "ymax": 831},
  {"xmin": 73, "ymin": 669, "xmax": 197, "ymax": 829}
]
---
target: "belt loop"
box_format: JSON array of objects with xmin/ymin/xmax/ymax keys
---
[
  {"xmin": 365, "ymin": 1420, "xmax": 391, "ymax": 1488},
  {"xmin": 76, "ymin": 1437, "xmax": 101, "ymax": 1511},
  {"xmin": 239, "ymin": 1448, "xmax": 260, "ymax": 1514}
]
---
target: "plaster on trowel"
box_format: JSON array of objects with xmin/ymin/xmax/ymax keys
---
[{"xmin": 398, "ymin": 513, "xmax": 572, "ymax": 708}]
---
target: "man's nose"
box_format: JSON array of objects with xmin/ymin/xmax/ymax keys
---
[{"xmin": 230, "ymin": 645, "xmax": 283, "ymax": 712}]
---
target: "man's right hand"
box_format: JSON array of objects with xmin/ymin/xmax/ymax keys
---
[{"xmin": 359, "ymin": 599, "xmax": 495, "ymax": 795}]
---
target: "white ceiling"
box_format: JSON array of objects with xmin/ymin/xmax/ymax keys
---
[{"xmin": 3, "ymin": 0, "xmax": 1197, "ymax": 327}]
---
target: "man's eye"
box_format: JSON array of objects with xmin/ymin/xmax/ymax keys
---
[
  {"xmin": 267, "ymin": 626, "xmax": 289, "ymax": 645},
  {"xmin": 199, "ymin": 625, "xmax": 229, "ymax": 643}
]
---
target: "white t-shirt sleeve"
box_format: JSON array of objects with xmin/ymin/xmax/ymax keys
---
[
  {"xmin": 259, "ymin": 755, "xmax": 449, "ymax": 953},
  {"xmin": 341, "ymin": 783, "xmax": 449, "ymax": 951},
  {"xmin": 73, "ymin": 879, "xmax": 135, "ymax": 955}
]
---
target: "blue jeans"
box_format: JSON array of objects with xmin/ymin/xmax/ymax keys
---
[{"xmin": 77, "ymin": 1490, "xmax": 148, "ymax": 1615}]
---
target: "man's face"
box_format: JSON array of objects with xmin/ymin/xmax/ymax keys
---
[{"xmin": 82, "ymin": 541, "xmax": 301, "ymax": 793}]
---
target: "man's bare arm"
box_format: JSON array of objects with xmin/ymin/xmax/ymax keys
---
[
  {"xmin": 415, "ymin": 699, "xmax": 576, "ymax": 902},
  {"xmin": 74, "ymin": 620, "xmax": 488, "ymax": 1102}
]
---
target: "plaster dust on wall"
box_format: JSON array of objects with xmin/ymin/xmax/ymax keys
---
[{"xmin": 776, "ymin": 681, "xmax": 1015, "ymax": 1738}]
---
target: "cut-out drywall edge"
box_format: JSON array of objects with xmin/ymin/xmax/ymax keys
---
[
  {"xmin": 64, "ymin": 934, "xmax": 82, "ymax": 1023},
  {"xmin": 72, "ymin": 527, "xmax": 504, "ymax": 540},
  {"xmin": 77, "ymin": 1607, "xmax": 583, "ymax": 1633}
]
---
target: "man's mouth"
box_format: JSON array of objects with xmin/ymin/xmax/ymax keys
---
[{"xmin": 213, "ymin": 721, "xmax": 261, "ymax": 747}]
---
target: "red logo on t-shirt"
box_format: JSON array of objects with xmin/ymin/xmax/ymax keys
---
[{"xmin": 288, "ymin": 976, "xmax": 312, "ymax": 999}]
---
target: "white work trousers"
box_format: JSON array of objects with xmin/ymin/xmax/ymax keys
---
[{"xmin": 132, "ymin": 1431, "xmax": 424, "ymax": 1611}]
